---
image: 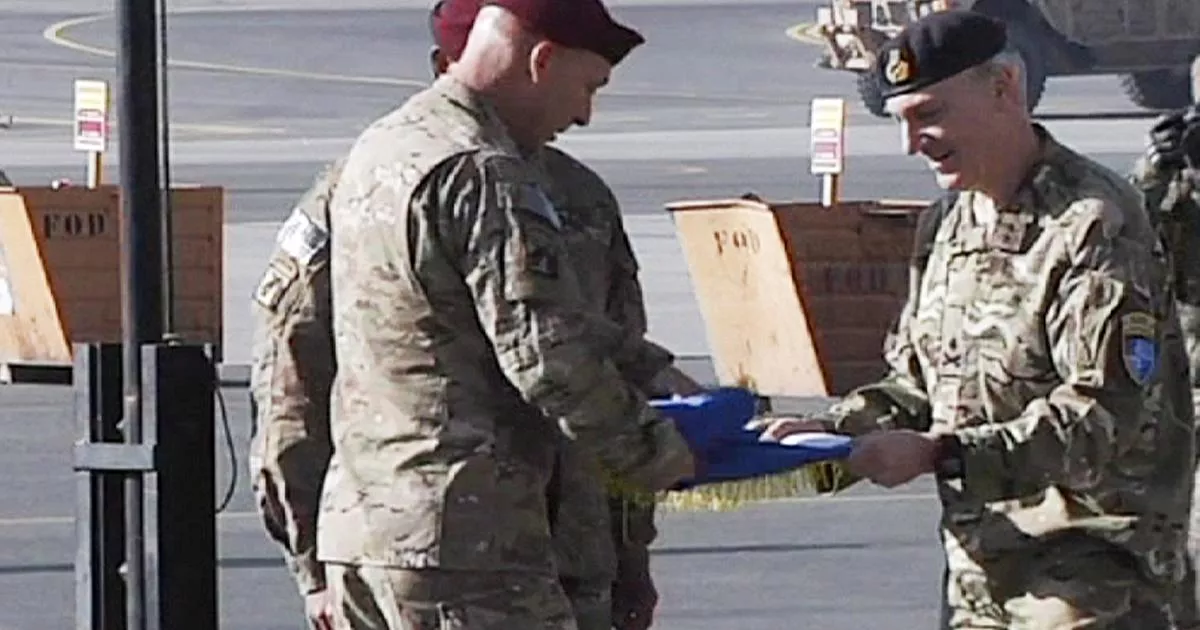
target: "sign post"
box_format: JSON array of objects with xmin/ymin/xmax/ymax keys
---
[
  {"xmin": 72, "ymin": 79, "xmax": 110, "ymax": 189},
  {"xmin": 808, "ymin": 98, "xmax": 847, "ymax": 208}
]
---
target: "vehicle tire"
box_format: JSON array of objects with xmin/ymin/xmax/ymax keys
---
[
  {"xmin": 1121, "ymin": 67, "xmax": 1193, "ymax": 111},
  {"xmin": 857, "ymin": 72, "xmax": 887, "ymax": 118}
]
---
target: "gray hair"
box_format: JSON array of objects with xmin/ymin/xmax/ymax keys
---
[
  {"xmin": 969, "ymin": 47, "xmax": 1027, "ymax": 106},
  {"xmin": 1191, "ymin": 55, "xmax": 1199, "ymax": 103}
]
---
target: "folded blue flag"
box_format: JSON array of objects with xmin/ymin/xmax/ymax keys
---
[
  {"xmin": 649, "ymin": 387, "xmax": 763, "ymax": 452},
  {"xmin": 670, "ymin": 435, "xmax": 854, "ymax": 490},
  {"xmin": 651, "ymin": 387, "xmax": 854, "ymax": 491}
]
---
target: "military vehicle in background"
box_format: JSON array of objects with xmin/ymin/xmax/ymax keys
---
[{"xmin": 812, "ymin": 0, "xmax": 1200, "ymax": 117}]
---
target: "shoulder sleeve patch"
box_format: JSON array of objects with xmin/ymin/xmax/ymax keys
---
[
  {"xmin": 276, "ymin": 206, "xmax": 329, "ymax": 265},
  {"xmin": 1120, "ymin": 311, "xmax": 1159, "ymax": 386}
]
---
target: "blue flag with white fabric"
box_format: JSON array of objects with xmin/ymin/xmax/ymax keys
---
[{"xmin": 643, "ymin": 387, "xmax": 855, "ymax": 510}]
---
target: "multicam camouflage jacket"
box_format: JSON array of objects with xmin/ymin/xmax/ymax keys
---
[
  {"xmin": 248, "ymin": 126, "xmax": 675, "ymax": 592},
  {"xmin": 816, "ymin": 125, "xmax": 1195, "ymax": 587},
  {"xmin": 248, "ymin": 160, "xmax": 342, "ymax": 595},
  {"xmin": 316, "ymin": 74, "xmax": 692, "ymax": 574}
]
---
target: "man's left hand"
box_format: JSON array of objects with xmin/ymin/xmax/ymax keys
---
[
  {"xmin": 848, "ymin": 430, "xmax": 938, "ymax": 488},
  {"xmin": 612, "ymin": 547, "xmax": 658, "ymax": 630}
]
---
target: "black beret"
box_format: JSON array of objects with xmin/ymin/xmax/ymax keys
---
[{"xmin": 875, "ymin": 10, "xmax": 1008, "ymax": 100}]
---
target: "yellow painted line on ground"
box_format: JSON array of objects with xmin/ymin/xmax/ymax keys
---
[
  {"xmin": 13, "ymin": 115, "xmax": 284, "ymax": 136},
  {"xmin": 785, "ymin": 21, "xmax": 825, "ymax": 46},
  {"xmin": 43, "ymin": 13, "xmax": 430, "ymax": 89},
  {"xmin": 42, "ymin": 11, "xmax": 761, "ymax": 102}
]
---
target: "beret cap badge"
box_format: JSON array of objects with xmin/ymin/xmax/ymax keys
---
[{"xmin": 884, "ymin": 48, "xmax": 912, "ymax": 85}]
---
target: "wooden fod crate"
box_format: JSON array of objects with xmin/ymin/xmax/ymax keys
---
[
  {"xmin": 666, "ymin": 196, "xmax": 926, "ymax": 397},
  {"xmin": 0, "ymin": 184, "xmax": 223, "ymax": 380}
]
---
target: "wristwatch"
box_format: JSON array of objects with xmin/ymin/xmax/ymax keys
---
[{"xmin": 933, "ymin": 433, "xmax": 964, "ymax": 479}]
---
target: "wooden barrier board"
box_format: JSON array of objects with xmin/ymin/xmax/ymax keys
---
[
  {"xmin": 667, "ymin": 196, "xmax": 926, "ymax": 397},
  {"xmin": 0, "ymin": 184, "xmax": 223, "ymax": 374}
]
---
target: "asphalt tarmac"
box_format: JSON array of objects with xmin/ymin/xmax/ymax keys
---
[{"xmin": 0, "ymin": 1, "xmax": 1165, "ymax": 628}]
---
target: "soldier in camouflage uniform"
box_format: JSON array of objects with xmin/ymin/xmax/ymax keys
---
[
  {"xmin": 251, "ymin": 6, "xmax": 690, "ymax": 630},
  {"xmin": 757, "ymin": 11, "xmax": 1195, "ymax": 628},
  {"xmin": 1127, "ymin": 62, "xmax": 1200, "ymax": 630},
  {"xmin": 436, "ymin": 3, "xmax": 691, "ymax": 628},
  {"xmin": 248, "ymin": 157, "xmax": 343, "ymax": 629},
  {"xmin": 252, "ymin": 1, "xmax": 700, "ymax": 624}
]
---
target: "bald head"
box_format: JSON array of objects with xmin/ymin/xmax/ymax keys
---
[{"xmin": 449, "ymin": 4, "xmax": 615, "ymax": 151}]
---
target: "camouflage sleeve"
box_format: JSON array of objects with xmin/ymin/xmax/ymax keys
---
[
  {"xmin": 247, "ymin": 249, "xmax": 335, "ymax": 596},
  {"xmin": 951, "ymin": 201, "xmax": 1171, "ymax": 498},
  {"xmin": 600, "ymin": 212, "xmax": 667, "ymax": 548},
  {"xmin": 605, "ymin": 226, "xmax": 675, "ymax": 389},
  {"xmin": 432, "ymin": 154, "xmax": 693, "ymax": 492}
]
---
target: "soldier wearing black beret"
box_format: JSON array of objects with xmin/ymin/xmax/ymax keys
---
[{"xmin": 759, "ymin": 8, "xmax": 1194, "ymax": 629}]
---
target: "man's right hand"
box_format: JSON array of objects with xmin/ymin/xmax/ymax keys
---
[{"xmin": 304, "ymin": 588, "xmax": 336, "ymax": 630}]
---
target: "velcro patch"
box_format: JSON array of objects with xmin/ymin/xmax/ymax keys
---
[
  {"xmin": 276, "ymin": 207, "xmax": 328, "ymax": 265},
  {"xmin": 1120, "ymin": 311, "xmax": 1158, "ymax": 386},
  {"xmin": 252, "ymin": 259, "xmax": 297, "ymax": 311}
]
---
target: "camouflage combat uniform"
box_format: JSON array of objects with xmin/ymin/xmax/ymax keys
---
[
  {"xmin": 817, "ymin": 125, "xmax": 1195, "ymax": 628},
  {"xmin": 1130, "ymin": 144, "xmax": 1200, "ymax": 630},
  {"xmin": 0, "ymin": 170, "xmax": 11, "ymax": 186},
  {"xmin": 317, "ymin": 74, "xmax": 692, "ymax": 628},
  {"xmin": 248, "ymin": 159, "xmax": 344, "ymax": 599},
  {"xmin": 248, "ymin": 122, "xmax": 670, "ymax": 627},
  {"xmin": 536, "ymin": 147, "xmax": 669, "ymax": 629}
]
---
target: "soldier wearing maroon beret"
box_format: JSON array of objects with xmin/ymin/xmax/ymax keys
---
[
  {"xmin": 428, "ymin": 2, "xmax": 685, "ymax": 630},
  {"xmin": 316, "ymin": 0, "xmax": 705, "ymax": 627}
]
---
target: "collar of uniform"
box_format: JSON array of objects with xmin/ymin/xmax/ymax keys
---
[
  {"xmin": 1006, "ymin": 124, "xmax": 1086, "ymax": 214},
  {"xmin": 431, "ymin": 74, "xmax": 524, "ymax": 156},
  {"xmin": 527, "ymin": 148, "xmax": 568, "ymax": 207}
]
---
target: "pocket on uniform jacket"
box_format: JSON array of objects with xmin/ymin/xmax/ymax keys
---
[{"xmin": 503, "ymin": 207, "xmax": 570, "ymax": 304}]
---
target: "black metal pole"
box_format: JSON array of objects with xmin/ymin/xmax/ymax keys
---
[
  {"xmin": 116, "ymin": 0, "xmax": 164, "ymax": 628},
  {"xmin": 156, "ymin": 0, "xmax": 174, "ymax": 336}
]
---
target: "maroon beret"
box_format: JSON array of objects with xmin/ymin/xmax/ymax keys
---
[
  {"xmin": 431, "ymin": 0, "xmax": 477, "ymax": 59},
  {"xmin": 435, "ymin": 0, "xmax": 645, "ymax": 66}
]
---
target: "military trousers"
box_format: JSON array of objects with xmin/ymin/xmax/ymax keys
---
[
  {"xmin": 941, "ymin": 534, "xmax": 1173, "ymax": 629},
  {"xmin": 325, "ymin": 564, "xmax": 578, "ymax": 630},
  {"xmin": 559, "ymin": 576, "xmax": 613, "ymax": 630},
  {"xmin": 1170, "ymin": 392, "xmax": 1200, "ymax": 630}
]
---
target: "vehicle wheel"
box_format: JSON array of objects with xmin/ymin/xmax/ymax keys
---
[
  {"xmin": 857, "ymin": 72, "xmax": 887, "ymax": 118},
  {"xmin": 1121, "ymin": 67, "xmax": 1193, "ymax": 111}
]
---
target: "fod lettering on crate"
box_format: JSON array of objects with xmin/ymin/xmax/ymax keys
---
[
  {"xmin": 42, "ymin": 211, "xmax": 108, "ymax": 239},
  {"xmin": 813, "ymin": 263, "xmax": 907, "ymax": 296},
  {"xmin": 712, "ymin": 228, "xmax": 761, "ymax": 256}
]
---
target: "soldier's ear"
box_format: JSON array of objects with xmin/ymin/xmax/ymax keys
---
[{"xmin": 430, "ymin": 46, "xmax": 450, "ymax": 78}]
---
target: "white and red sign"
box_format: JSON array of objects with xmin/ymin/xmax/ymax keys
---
[
  {"xmin": 73, "ymin": 79, "xmax": 109, "ymax": 153},
  {"xmin": 809, "ymin": 98, "xmax": 846, "ymax": 176}
]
